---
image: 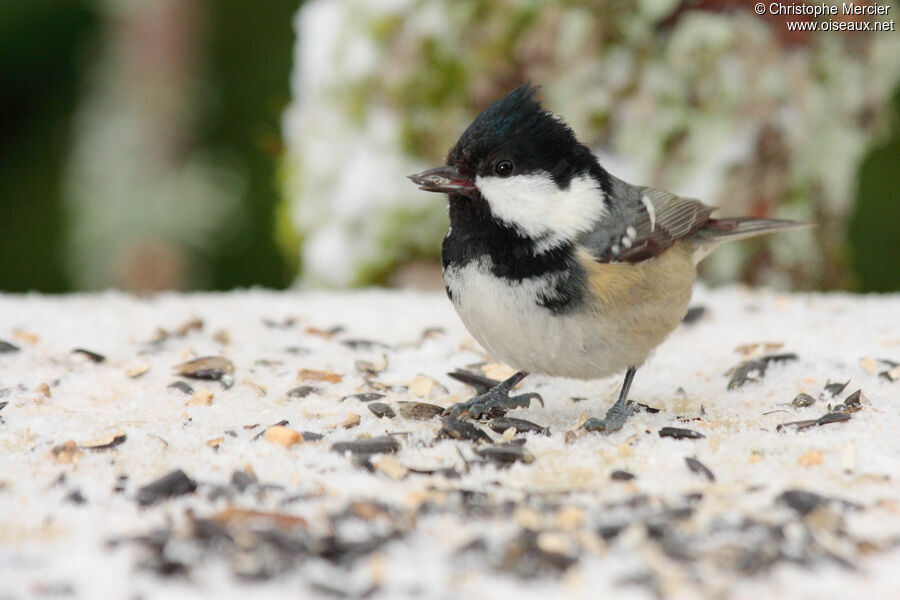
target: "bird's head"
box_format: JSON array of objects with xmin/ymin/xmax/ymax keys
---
[{"xmin": 409, "ymin": 84, "xmax": 607, "ymax": 250}]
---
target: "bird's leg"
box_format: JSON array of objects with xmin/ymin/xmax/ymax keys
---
[
  {"xmin": 443, "ymin": 371, "xmax": 543, "ymax": 420},
  {"xmin": 583, "ymin": 366, "xmax": 637, "ymax": 433}
]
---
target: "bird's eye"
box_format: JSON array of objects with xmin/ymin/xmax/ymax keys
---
[{"xmin": 494, "ymin": 159, "xmax": 514, "ymax": 177}]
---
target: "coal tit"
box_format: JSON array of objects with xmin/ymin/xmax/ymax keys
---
[{"xmin": 409, "ymin": 84, "xmax": 806, "ymax": 432}]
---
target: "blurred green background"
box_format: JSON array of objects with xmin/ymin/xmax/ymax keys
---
[{"xmin": 1, "ymin": 0, "xmax": 898, "ymax": 293}]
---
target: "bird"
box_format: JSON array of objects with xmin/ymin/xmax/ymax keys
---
[{"xmin": 408, "ymin": 84, "xmax": 807, "ymax": 432}]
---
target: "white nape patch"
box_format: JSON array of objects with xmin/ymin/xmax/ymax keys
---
[
  {"xmin": 475, "ymin": 172, "xmax": 605, "ymax": 253},
  {"xmin": 641, "ymin": 194, "xmax": 656, "ymax": 231}
]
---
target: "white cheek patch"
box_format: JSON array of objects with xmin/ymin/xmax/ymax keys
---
[{"xmin": 475, "ymin": 172, "xmax": 606, "ymax": 253}]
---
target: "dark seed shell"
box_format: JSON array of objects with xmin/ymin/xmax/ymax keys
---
[
  {"xmin": 287, "ymin": 385, "xmax": 319, "ymax": 398},
  {"xmin": 823, "ymin": 379, "xmax": 850, "ymax": 397},
  {"xmin": 439, "ymin": 416, "xmax": 492, "ymax": 443},
  {"xmin": 72, "ymin": 348, "xmax": 106, "ymax": 363},
  {"xmin": 173, "ymin": 356, "xmax": 234, "ymax": 381},
  {"xmin": 342, "ymin": 393, "xmax": 385, "ymax": 402},
  {"xmin": 488, "ymin": 417, "xmax": 548, "ymax": 435},
  {"xmin": 777, "ymin": 489, "xmax": 826, "ymax": 515},
  {"xmin": 300, "ymin": 431, "xmax": 324, "ymax": 441},
  {"xmin": 610, "ymin": 470, "xmax": 635, "ymax": 481},
  {"xmin": 446, "ymin": 370, "xmax": 499, "ymax": 395},
  {"xmin": 331, "ymin": 436, "xmax": 400, "ymax": 456},
  {"xmin": 0, "ymin": 340, "xmax": 20, "ymax": 353},
  {"xmin": 685, "ymin": 457, "xmax": 715, "ymax": 481},
  {"xmin": 659, "ymin": 427, "xmax": 705, "ymax": 440},
  {"xmin": 397, "ymin": 401, "xmax": 444, "ymax": 420},
  {"xmin": 368, "ymin": 402, "xmax": 396, "ymax": 419},
  {"xmin": 136, "ymin": 469, "xmax": 197, "ymax": 506},
  {"xmin": 475, "ymin": 444, "xmax": 534, "ymax": 466},
  {"xmin": 681, "ymin": 306, "xmax": 707, "ymax": 324},
  {"xmin": 791, "ymin": 393, "xmax": 816, "ymax": 407},
  {"xmin": 167, "ymin": 381, "xmax": 194, "ymax": 395}
]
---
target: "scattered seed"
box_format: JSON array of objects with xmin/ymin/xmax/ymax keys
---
[
  {"xmin": 174, "ymin": 356, "xmax": 234, "ymax": 381},
  {"xmin": 777, "ymin": 411, "xmax": 850, "ymax": 432},
  {"xmin": 51, "ymin": 440, "xmax": 83, "ymax": 464},
  {"xmin": 342, "ymin": 393, "xmax": 385, "ymax": 402},
  {"xmin": 859, "ymin": 357, "xmax": 880, "ymax": 374},
  {"xmin": 262, "ymin": 317, "xmax": 296, "ymax": 329},
  {"xmin": 727, "ymin": 353, "xmax": 798, "ymax": 390},
  {"xmin": 880, "ymin": 366, "xmax": 900, "ymax": 382},
  {"xmin": 659, "ymin": 427, "xmax": 705, "ymax": 440},
  {"xmin": 475, "ymin": 444, "xmax": 535, "ymax": 466},
  {"xmin": 0, "ymin": 340, "xmax": 20, "ymax": 353},
  {"xmin": 34, "ymin": 382, "xmax": 51, "ymax": 398},
  {"xmin": 297, "ymin": 368, "xmax": 342, "ymax": 384},
  {"xmin": 681, "ymin": 306, "xmax": 706, "ymax": 324},
  {"xmin": 791, "ymin": 393, "xmax": 816, "ymax": 408},
  {"xmin": 734, "ymin": 341, "xmax": 784, "ymax": 356},
  {"xmin": 231, "ymin": 470, "xmax": 257, "ymax": 492},
  {"xmin": 397, "ymin": 401, "xmax": 444, "ymax": 420},
  {"xmin": 186, "ymin": 390, "xmax": 214, "ymax": 407},
  {"xmin": 610, "ymin": 470, "xmax": 635, "ymax": 481},
  {"xmin": 264, "ymin": 426, "xmax": 304, "ymax": 448},
  {"xmin": 797, "ymin": 449, "xmax": 823, "ymax": 467},
  {"xmin": 0, "ymin": 401, "xmax": 7, "ymax": 412},
  {"xmin": 136, "ymin": 469, "xmax": 197, "ymax": 506},
  {"xmin": 206, "ymin": 437, "xmax": 224, "ymax": 449},
  {"xmin": 72, "ymin": 348, "xmax": 106, "ymax": 363},
  {"xmin": 373, "ymin": 456, "xmax": 407, "ymax": 480},
  {"xmin": 80, "ymin": 431, "xmax": 127, "ymax": 450},
  {"xmin": 167, "ymin": 380, "xmax": 194, "ymax": 395},
  {"xmin": 407, "ymin": 375, "xmax": 447, "ymax": 399},
  {"xmin": 287, "ymin": 385, "xmax": 318, "ymax": 398},
  {"xmin": 823, "ymin": 379, "xmax": 850, "ymax": 397},
  {"xmin": 447, "ymin": 370, "xmax": 498, "ymax": 395},
  {"xmin": 833, "ymin": 389, "xmax": 866, "ymax": 413},
  {"xmin": 685, "ymin": 457, "xmax": 715, "ymax": 481},
  {"xmin": 331, "ymin": 437, "xmax": 400, "ymax": 456},
  {"xmin": 368, "ymin": 402, "xmax": 396, "ymax": 419},
  {"xmin": 488, "ymin": 417, "xmax": 548, "ymax": 436},
  {"xmin": 174, "ymin": 318, "xmax": 203, "ymax": 337},
  {"xmin": 439, "ymin": 416, "xmax": 492, "ymax": 443},
  {"xmin": 777, "ymin": 489, "xmax": 826, "ymax": 515},
  {"xmin": 342, "ymin": 413, "xmax": 361, "ymax": 429},
  {"xmin": 342, "ymin": 339, "xmax": 390, "ymax": 351},
  {"xmin": 300, "ymin": 431, "xmax": 324, "ymax": 442},
  {"xmin": 126, "ymin": 363, "xmax": 151, "ymax": 378}
]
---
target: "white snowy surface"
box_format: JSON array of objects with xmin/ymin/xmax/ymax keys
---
[{"xmin": 1, "ymin": 287, "xmax": 899, "ymax": 599}]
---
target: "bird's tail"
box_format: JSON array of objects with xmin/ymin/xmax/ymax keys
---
[{"xmin": 691, "ymin": 218, "xmax": 813, "ymax": 262}]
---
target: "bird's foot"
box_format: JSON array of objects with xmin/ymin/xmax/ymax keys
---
[
  {"xmin": 443, "ymin": 374, "xmax": 543, "ymax": 420},
  {"xmin": 582, "ymin": 401, "xmax": 633, "ymax": 433}
]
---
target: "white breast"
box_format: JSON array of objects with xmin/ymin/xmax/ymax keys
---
[{"xmin": 443, "ymin": 259, "xmax": 637, "ymax": 379}]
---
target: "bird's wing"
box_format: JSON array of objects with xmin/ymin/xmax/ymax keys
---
[{"xmin": 578, "ymin": 187, "xmax": 715, "ymax": 264}]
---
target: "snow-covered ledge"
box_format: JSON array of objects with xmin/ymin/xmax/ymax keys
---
[{"xmin": 1, "ymin": 287, "xmax": 899, "ymax": 598}]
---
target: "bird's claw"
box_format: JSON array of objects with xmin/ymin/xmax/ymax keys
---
[
  {"xmin": 444, "ymin": 391, "xmax": 543, "ymax": 420},
  {"xmin": 581, "ymin": 402, "xmax": 632, "ymax": 433}
]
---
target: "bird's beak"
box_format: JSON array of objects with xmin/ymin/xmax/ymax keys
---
[{"xmin": 408, "ymin": 165, "xmax": 476, "ymax": 195}]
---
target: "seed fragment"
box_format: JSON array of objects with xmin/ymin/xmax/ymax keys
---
[
  {"xmin": 342, "ymin": 413, "xmax": 361, "ymax": 429},
  {"xmin": 727, "ymin": 353, "xmax": 798, "ymax": 390},
  {"xmin": 297, "ymin": 368, "xmax": 342, "ymax": 384},
  {"xmin": 685, "ymin": 457, "xmax": 715, "ymax": 481},
  {"xmin": 167, "ymin": 381, "xmax": 194, "ymax": 395},
  {"xmin": 80, "ymin": 431, "xmax": 127, "ymax": 450},
  {"xmin": 659, "ymin": 427, "xmax": 705, "ymax": 440},
  {"xmin": 397, "ymin": 401, "xmax": 444, "ymax": 420},
  {"xmin": 186, "ymin": 390, "xmax": 214, "ymax": 406},
  {"xmin": 0, "ymin": 340, "xmax": 20, "ymax": 353},
  {"xmin": 136, "ymin": 469, "xmax": 197, "ymax": 506},
  {"xmin": 610, "ymin": 470, "xmax": 635, "ymax": 481},
  {"xmin": 439, "ymin": 416, "xmax": 492, "ymax": 443},
  {"xmin": 822, "ymin": 379, "xmax": 849, "ymax": 397},
  {"xmin": 331, "ymin": 436, "xmax": 401, "ymax": 456},
  {"xmin": 126, "ymin": 363, "xmax": 151, "ymax": 378},
  {"xmin": 51, "ymin": 440, "xmax": 83, "ymax": 464},
  {"xmin": 174, "ymin": 356, "xmax": 234, "ymax": 381},
  {"xmin": 791, "ymin": 393, "xmax": 816, "ymax": 408},
  {"xmin": 778, "ymin": 489, "xmax": 826, "ymax": 515},
  {"xmin": 681, "ymin": 306, "xmax": 706, "ymax": 324},
  {"xmin": 832, "ymin": 389, "xmax": 866, "ymax": 414},
  {"xmin": 72, "ymin": 348, "xmax": 106, "ymax": 363},
  {"xmin": 476, "ymin": 443, "xmax": 535, "ymax": 466},
  {"xmin": 368, "ymin": 402, "xmax": 396, "ymax": 419},
  {"xmin": 342, "ymin": 393, "xmax": 384, "ymax": 402},
  {"xmin": 264, "ymin": 426, "xmax": 304, "ymax": 448},
  {"xmin": 287, "ymin": 385, "xmax": 318, "ymax": 398}
]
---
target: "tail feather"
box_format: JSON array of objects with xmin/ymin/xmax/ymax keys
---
[
  {"xmin": 699, "ymin": 217, "xmax": 813, "ymax": 243},
  {"xmin": 691, "ymin": 217, "xmax": 813, "ymax": 263}
]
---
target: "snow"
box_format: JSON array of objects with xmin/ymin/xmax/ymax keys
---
[{"xmin": 1, "ymin": 287, "xmax": 899, "ymax": 599}]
